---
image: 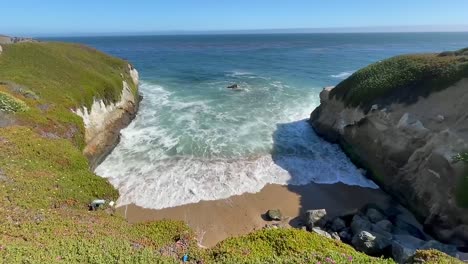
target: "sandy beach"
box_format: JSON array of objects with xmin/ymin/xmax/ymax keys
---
[{"xmin": 117, "ymin": 183, "xmax": 392, "ymax": 247}]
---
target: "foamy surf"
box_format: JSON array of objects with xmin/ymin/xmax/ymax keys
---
[
  {"xmin": 330, "ymin": 71, "xmax": 354, "ymax": 79},
  {"xmin": 95, "ymin": 80, "xmax": 378, "ymax": 210}
]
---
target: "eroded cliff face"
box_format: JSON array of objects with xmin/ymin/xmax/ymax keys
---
[
  {"xmin": 73, "ymin": 65, "xmax": 140, "ymax": 169},
  {"xmin": 310, "ymin": 80, "xmax": 468, "ymax": 246}
]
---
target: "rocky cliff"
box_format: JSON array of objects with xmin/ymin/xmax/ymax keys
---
[
  {"xmin": 73, "ymin": 65, "xmax": 141, "ymax": 169},
  {"xmin": 310, "ymin": 48, "xmax": 468, "ymax": 247}
]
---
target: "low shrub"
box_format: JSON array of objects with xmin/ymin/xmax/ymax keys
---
[
  {"xmin": 331, "ymin": 48, "xmax": 468, "ymax": 108},
  {"xmin": 0, "ymin": 91, "xmax": 28, "ymax": 112}
]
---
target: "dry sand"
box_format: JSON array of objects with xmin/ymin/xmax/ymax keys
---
[{"xmin": 117, "ymin": 183, "xmax": 391, "ymax": 247}]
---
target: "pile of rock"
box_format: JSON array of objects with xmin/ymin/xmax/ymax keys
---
[
  {"xmin": 0, "ymin": 35, "xmax": 36, "ymax": 44},
  {"xmin": 303, "ymin": 204, "xmax": 461, "ymax": 263}
]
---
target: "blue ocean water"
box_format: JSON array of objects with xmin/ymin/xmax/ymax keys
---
[{"xmin": 48, "ymin": 33, "xmax": 468, "ymax": 209}]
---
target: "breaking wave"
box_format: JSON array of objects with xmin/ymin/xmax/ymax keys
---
[{"xmin": 95, "ymin": 80, "xmax": 377, "ymax": 210}]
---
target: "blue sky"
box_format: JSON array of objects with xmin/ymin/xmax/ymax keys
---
[{"xmin": 2, "ymin": 0, "xmax": 468, "ymax": 36}]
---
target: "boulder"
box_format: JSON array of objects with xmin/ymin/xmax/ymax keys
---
[
  {"xmin": 366, "ymin": 208, "xmax": 385, "ymax": 224},
  {"xmin": 330, "ymin": 217, "xmax": 347, "ymax": 232},
  {"xmin": 352, "ymin": 231, "xmax": 386, "ymax": 255},
  {"xmin": 339, "ymin": 209, "xmax": 359, "ymax": 225},
  {"xmin": 339, "ymin": 228, "xmax": 353, "ymax": 243},
  {"xmin": 351, "ymin": 214, "xmax": 372, "ymax": 235},
  {"xmin": 394, "ymin": 218, "xmax": 426, "ymax": 240},
  {"xmin": 391, "ymin": 235, "xmax": 426, "ymax": 263},
  {"xmin": 330, "ymin": 232, "xmax": 341, "ymax": 241},
  {"xmin": 312, "ymin": 227, "xmax": 332, "ymax": 239},
  {"xmin": 375, "ymin": 219, "xmax": 393, "ymax": 233},
  {"xmin": 305, "ymin": 209, "xmax": 328, "ymax": 230},
  {"xmin": 227, "ymin": 84, "xmax": 238, "ymax": 89},
  {"xmin": 266, "ymin": 209, "xmax": 282, "ymax": 221},
  {"xmin": 392, "ymin": 241, "xmax": 417, "ymax": 264},
  {"xmin": 371, "ymin": 223, "xmax": 393, "ymax": 241}
]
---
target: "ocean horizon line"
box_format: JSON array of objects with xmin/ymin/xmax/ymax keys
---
[{"xmin": 10, "ymin": 24, "xmax": 468, "ymax": 38}]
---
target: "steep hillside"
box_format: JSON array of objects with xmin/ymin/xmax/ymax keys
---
[{"xmin": 310, "ymin": 48, "xmax": 468, "ymax": 248}]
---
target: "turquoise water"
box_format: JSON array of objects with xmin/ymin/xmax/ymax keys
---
[{"xmin": 50, "ymin": 33, "xmax": 468, "ymax": 209}]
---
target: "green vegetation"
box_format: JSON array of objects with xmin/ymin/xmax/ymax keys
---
[
  {"xmin": 208, "ymin": 228, "xmax": 393, "ymax": 263},
  {"xmin": 0, "ymin": 90, "xmax": 28, "ymax": 112},
  {"xmin": 0, "ymin": 42, "xmax": 137, "ymax": 149},
  {"xmin": 0, "ymin": 42, "xmax": 460, "ymax": 263},
  {"xmin": 331, "ymin": 47, "xmax": 468, "ymax": 108},
  {"xmin": 454, "ymin": 152, "xmax": 468, "ymax": 162},
  {"xmin": 410, "ymin": 249, "xmax": 463, "ymax": 264}
]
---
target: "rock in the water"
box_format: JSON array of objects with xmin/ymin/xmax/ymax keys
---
[
  {"xmin": 312, "ymin": 227, "xmax": 332, "ymax": 239},
  {"xmin": 330, "ymin": 217, "xmax": 347, "ymax": 232},
  {"xmin": 305, "ymin": 209, "xmax": 328, "ymax": 230},
  {"xmin": 227, "ymin": 84, "xmax": 238, "ymax": 89},
  {"xmin": 351, "ymin": 214, "xmax": 372, "ymax": 235},
  {"xmin": 375, "ymin": 219, "xmax": 393, "ymax": 233},
  {"xmin": 266, "ymin": 209, "xmax": 282, "ymax": 221},
  {"xmin": 366, "ymin": 208, "xmax": 385, "ymax": 224}
]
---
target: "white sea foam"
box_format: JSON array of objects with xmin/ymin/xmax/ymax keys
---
[
  {"xmin": 95, "ymin": 81, "xmax": 378, "ymax": 210},
  {"xmin": 330, "ymin": 71, "xmax": 354, "ymax": 79}
]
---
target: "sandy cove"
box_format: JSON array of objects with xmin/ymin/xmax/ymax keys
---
[{"xmin": 117, "ymin": 182, "xmax": 391, "ymax": 247}]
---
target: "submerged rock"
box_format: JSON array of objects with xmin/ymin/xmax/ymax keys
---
[{"xmin": 227, "ymin": 84, "xmax": 238, "ymax": 89}]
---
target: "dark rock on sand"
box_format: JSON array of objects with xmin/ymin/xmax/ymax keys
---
[
  {"xmin": 330, "ymin": 217, "xmax": 347, "ymax": 232},
  {"xmin": 266, "ymin": 209, "xmax": 282, "ymax": 221},
  {"xmin": 305, "ymin": 209, "xmax": 328, "ymax": 230},
  {"xmin": 352, "ymin": 230, "xmax": 391, "ymax": 256}
]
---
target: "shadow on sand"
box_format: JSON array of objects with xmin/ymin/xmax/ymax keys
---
[{"xmin": 270, "ymin": 119, "xmax": 391, "ymax": 227}]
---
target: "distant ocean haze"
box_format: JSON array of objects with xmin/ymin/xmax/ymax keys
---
[{"xmin": 47, "ymin": 33, "xmax": 468, "ymax": 209}]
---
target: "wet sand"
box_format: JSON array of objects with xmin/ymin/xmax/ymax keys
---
[{"xmin": 117, "ymin": 183, "xmax": 391, "ymax": 247}]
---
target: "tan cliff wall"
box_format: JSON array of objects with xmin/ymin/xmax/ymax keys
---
[
  {"xmin": 73, "ymin": 65, "xmax": 141, "ymax": 169},
  {"xmin": 310, "ymin": 80, "xmax": 468, "ymax": 246}
]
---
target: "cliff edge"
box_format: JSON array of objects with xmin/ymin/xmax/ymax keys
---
[
  {"xmin": 310, "ymin": 48, "xmax": 468, "ymax": 246},
  {"xmin": 73, "ymin": 64, "xmax": 141, "ymax": 169}
]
